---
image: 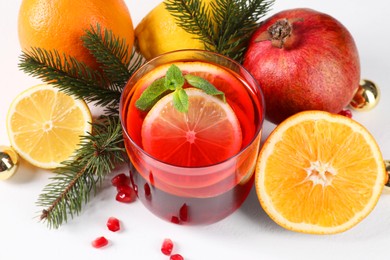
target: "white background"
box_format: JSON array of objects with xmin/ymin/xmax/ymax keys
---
[{"xmin": 1, "ymin": 1, "xmax": 390, "ymax": 259}]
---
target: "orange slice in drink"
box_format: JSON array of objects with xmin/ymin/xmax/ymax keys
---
[
  {"xmin": 255, "ymin": 110, "xmax": 387, "ymax": 234},
  {"xmin": 124, "ymin": 61, "xmax": 255, "ymax": 149},
  {"xmin": 141, "ymin": 88, "xmax": 242, "ymax": 167}
]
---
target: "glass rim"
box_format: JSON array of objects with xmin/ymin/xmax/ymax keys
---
[{"xmin": 119, "ymin": 49, "xmax": 266, "ymax": 169}]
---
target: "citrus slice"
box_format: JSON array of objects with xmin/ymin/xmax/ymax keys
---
[
  {"xmin": 141, "ymin": 88, "xmax": 242, "ymax": 167},
  {"xmin": 255, "ymin": 110, "xmax": 387, "ymax": 234},
  {"xmin": 125, "ymin": 61, "xmax": 255, "ymax": 149},
  {"xmin": 6, "ymin": 84, "xmax": 92, "ymax": 169}
]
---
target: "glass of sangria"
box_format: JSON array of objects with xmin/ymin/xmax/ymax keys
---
[{"xmin": 120, "ymin": 50, "xmax": 265, "ymax": 225}]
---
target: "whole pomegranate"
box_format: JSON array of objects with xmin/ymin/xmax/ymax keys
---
[{"xmin": 243, "ymin": 8, "xmax": 360, "ymax": 124}]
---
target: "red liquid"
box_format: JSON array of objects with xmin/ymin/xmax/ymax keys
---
[
  {"xmin": 129, "ymin": 165, "xmax": 255, "ymax": 224},
  {"xmin": 121, "ymin": 60, "xmax": 264, "ymax": 224}
]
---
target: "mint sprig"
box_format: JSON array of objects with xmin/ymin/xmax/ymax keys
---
[
  {"xmin": 165, "ymin": 64, "xmax": 185, "ymax": 90},
  {"xmin": 135, "ymin": 64, "xmax": 225, "ymax": 113},
  {"xmin": 134, "ymin": 78, "xmax": 167, "ymax": 111},
  {"xmin": 173, "ymin": 88, "xmax": 189, "ymax": 112},
  {"xmin": 184, "ymin": 74, "xmax": 226, "ymax": 102}
]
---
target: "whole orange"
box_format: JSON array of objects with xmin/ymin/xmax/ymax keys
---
[{"xmin": 18, "ymin": 0, "xmax": 134, "ymax": 70}]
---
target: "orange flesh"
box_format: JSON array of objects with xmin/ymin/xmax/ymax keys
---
[{"xmin": 257, "ymin": 112, "xmax": 386, "ymax": 233}]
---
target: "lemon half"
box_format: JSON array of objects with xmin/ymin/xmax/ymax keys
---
[{"xmin": 6, "ymin": 84, "xmax": 92, "ymax": 169}]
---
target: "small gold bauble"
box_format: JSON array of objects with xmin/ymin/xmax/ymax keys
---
[
  {"xmin": 0, "ymin": 146, "xmax": 19, "ymax": 180},
  {"xmin": 350, "ymin": 79, "xmax": 380, "ymax": 111},
  {"xmin": 384, "ymin": 160, "xmax": 390, "ymax": 194}
]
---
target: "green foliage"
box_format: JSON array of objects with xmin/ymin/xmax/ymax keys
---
[
  {"xmin": 18, "ymin": 24, "xmax": 143, "ymax": 110},
  {"xmin": 82, "ymin": 24, "xmax": 143, "ymax": 89},
  {"xmin": 164, "ymin": 0, "xmax": 274, "ymax": 61},
  {"xmin": 135, "ymin": 64, "xmax": 225, "ymax": 113},
  {"xmin": 184, "ymin": 74, "xmax": 225, "ymax": 102},
  {"xmin": 18, "ymin": 25, "xmax": 142, "ymax": 229},
  {"xmin": 37, "ymin": 116, "xmax": 127, "ymax": 229},
  {"xmin": 19, "ymin": 47, "xmax": 117, "ymax": 107}
]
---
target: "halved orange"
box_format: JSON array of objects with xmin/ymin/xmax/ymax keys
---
[
  {"xmin": 141, "ymin": 88, "xmax": 242, "ymax": 167},
  {"xmin": 255, "ymin": 110, "xmax": 387, "ymax": 234},
  {"xmin": 6, "ymin": 84, "xmax": 92, "ymax": 169}
]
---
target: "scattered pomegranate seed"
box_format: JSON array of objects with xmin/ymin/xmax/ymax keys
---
[
  {"xmin": 149, "ymin": 171, "xmax": 155, "ymax": 185},
  {"xmin": 171, "ymin": 216, "xmax": 180, "ymax": 224},
  {"xmin": 179, "ymin": 204, "xmax": 188, "ymax": 222},
  {"xmin": 116, "ymin": 184, "xmax": 133, "ymax": 194},
  {"xmin": 91, "ymin": 236, "xmax": 109, "ymax": 248},
  {"xmin": 116, "ymin": 190, "xmax": 136, "ymax": 203},
  {"xmin": 132, "ymin": 184, "xmax": 139, "ymax": 196},
  {"xmin": 338, "ymin": 109, "xmax": 353, "ymax": 118},
  {"xmin": 170, "ymin": 254, "xmax": 184, "ymax": 260},
  {"xmin": 111, "ymin": 173, "xmax": 130, "ymax": 187},
  {"xmin": 161, "ymin": 238, "xmax": 174, "ymax": 256},
  {"xmin": 106, "ymin": 217, "xmax": 120, "ymax": 232},
  {"xmin": 144, "ymin": 183, "xmax": 151, "ymax": 199}
]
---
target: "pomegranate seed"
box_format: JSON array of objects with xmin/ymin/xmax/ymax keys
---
[
  {"xmin": 144, "ymin": 183, "xmax": 151, "ymax": 199},
  {"xmin": 161, "ymin": 238, "xmax": 174, "ymax": 256},
  {"xmin": 106, "ymin": 217, "xmax": 120, "ymax": 232},
  {"xmin": 133, "ymin": 184, "xmax": 139, "ymax": 196},
  {"xmin": 149, "ymin": 171, "xmax": 155, "ymax": 185},
  {"xmin": 338, "ymin": 109, "xmax": 352, "ymax": 118},
  {"xmin": 179, "ymin": 204, "xmax": 188, "ymax": 222},
  {"xmin": 170, "ymin": 254, "xmax": 184, "ymax": 260},
  {"xmin": 116, "ymin": 184, "xmax": 133, "ymax": 193},
  {"xmin": 91, "ymin": 236, "xmax": 108, "ymax": 248},
  {"xmin": 171, "ymin": 216, "xmax": 180, "ymax": 224},
  {"xmin": 129, "ymin": 170, "xmax": 135, "ymax": 185},
  {"xmin": 116, "ymin": 190, "xmax": 136, "ymax": 203},
  {"xmin": 111, "ymin": 173, "xmax": 130, "ymax": 187}
]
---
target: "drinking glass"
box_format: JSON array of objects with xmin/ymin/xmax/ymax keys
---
[{"xmin": 120, "ymin": 50, "xmax": 265, "ymax": 225}]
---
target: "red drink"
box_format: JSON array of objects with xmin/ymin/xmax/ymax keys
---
[{"xmin": 120, "ymin": 50, "xmax": 264, "ymax": 224}]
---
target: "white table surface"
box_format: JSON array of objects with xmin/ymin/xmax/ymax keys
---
[{"xmin": 1, "ymin": 1, "xmax": 390, "ymax": 259}]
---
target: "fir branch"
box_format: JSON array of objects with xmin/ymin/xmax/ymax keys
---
[
  {"xmin": 18, "ymin": 25, "xmax": 144, "ymax": 229},
  {"xmin": 18, "ymin": 48, "xmax": 119, "ymax": 107},
  {"xmin": 165, "ymin": 0, "xmax": 274, "ymax": 61},
  {"xmin": 37, "ymin": 116, "xmax": 127, "ymax": 229},
  {"xmin": 211, "ymin": 0, "xmax": 272, "ymax": 60},
  {"xmin": 82, "ymin": 24, "xmax": 144, "ymax": 89},
  {"xmin": 18, "ymin": 24, "xmax": 144, "ymax": 109},
  {"xmin": 165, "ymin": 0, "xmax": 215, "ymax": 49}
]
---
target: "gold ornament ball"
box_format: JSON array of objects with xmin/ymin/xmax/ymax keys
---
[
  {"xmin": 350, "ymin": 79, "xmax": 380, "ymax": 111},
  {"xmin": 0, "ymin": 146, "xmax": 19, "ymax": 180},
  {"xmin": 384, "ymin": 160, "xmax": 390, "ymax": 194}
]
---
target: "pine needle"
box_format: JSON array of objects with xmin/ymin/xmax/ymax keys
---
[
  {"xmin": 17, "ymin": 25, "xmax": 143, "ymax": 228},
  {"xmin": 18, "ymin": 25, "xmax": 144, "ymax": 109},
  {"xmin": 165, "ymin": 0, "xmax": 274, "ymax": 61},
  {"xmin": 165, "ymin": 0, "xmax": 215, "ymax": 49},
  {"xmin": 37, "ymin": 116, "xmax": 127, "ymax": 229},
  {"xmin": 18, "ymin": 47, "xmax": 118, "ymax": 107},
  {"xmin": 82, "ymin": 24, "xmax": 144, "ymax": 90}
]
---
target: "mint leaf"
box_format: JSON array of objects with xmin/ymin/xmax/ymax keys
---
[
  {"xmin": 184, "ymin": 74, "xmax": 226, "ymax": 102},
  {"xmin": 135, "ymin": 78, "xmax": 168, "ymax": 111},
  {"xmin": 165, "ymin": 64, "xmax": 185, "ymax": 90},
  {"xmin": 135, "ymin": 64, "xmax": 227, "ymax": 113},
  {"xmin": 173, "ymin": 89, "xmax": 189, "ymax": 113}
]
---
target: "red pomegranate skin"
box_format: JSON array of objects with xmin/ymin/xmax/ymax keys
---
[{"xmin": 243, "ymin": 8, "xmax": 360, "ymax": 124}]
